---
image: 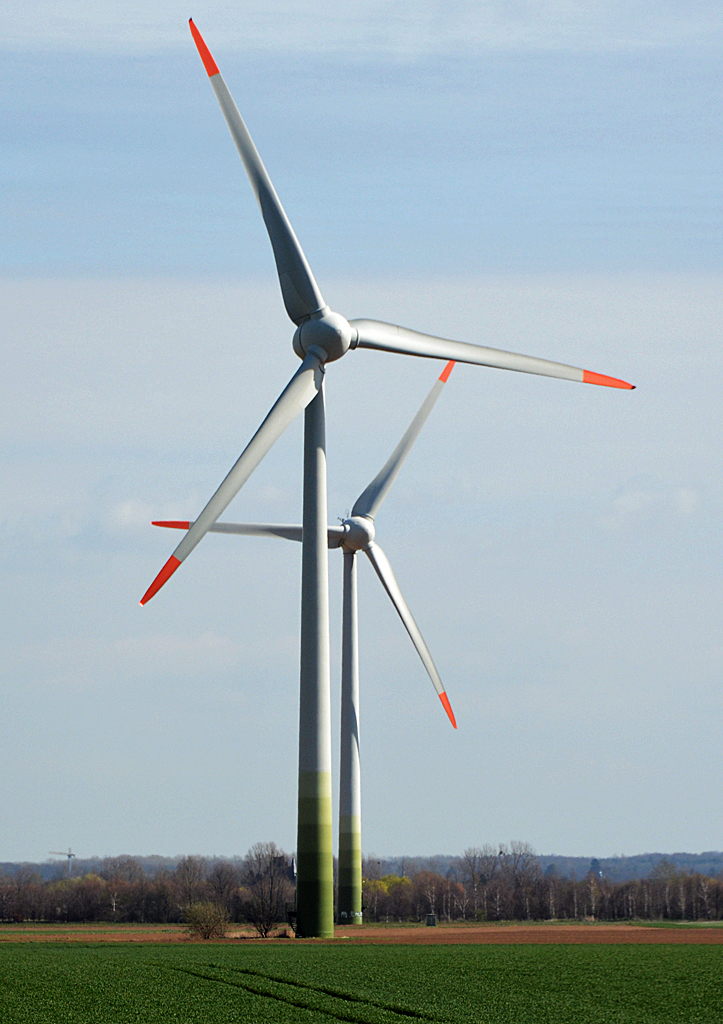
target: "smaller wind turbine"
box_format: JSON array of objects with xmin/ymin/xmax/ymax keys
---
[
  {"xmin": 49, "ymin": 849, "xmax": 76, "ymax": 878},
  {"xmin": 154, "ymin": 359, "xmax": 457, "ymax": 923}
]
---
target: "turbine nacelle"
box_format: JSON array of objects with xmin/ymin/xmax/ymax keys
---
[
  {"xmin": 341, "ymin": 515, "xmax": 375, "ymax": 552},
  {"xmin": 293, "ymin": 309, "xmax": 356, "ymax": 363}
]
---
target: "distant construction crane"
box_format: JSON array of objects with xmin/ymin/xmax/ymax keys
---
[{"xmin": 49, "ymin": 848, "xmax": 76, "ymax": 877}]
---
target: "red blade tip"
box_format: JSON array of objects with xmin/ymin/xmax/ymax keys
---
[
  {"xmin": 151, "ymin": 521, "xmax": 190, "ymax": 530},
  {"xmin": 582, "ymin": 370, "xmax": 635, "ymax": 390},
  {"xmin": 439, "ymin": 691, "xmax": 457, "ymax": 729},
  {"xmin": 439, "ymin": 360, "xmax": 456, "ymax": 383},
  {"xmin": 140, "ymin": 555, "xmax": 181, "ymax": 606},
  {"xmin": 189, "ymin": 19, "xmax": 220, "ymax": 77}
]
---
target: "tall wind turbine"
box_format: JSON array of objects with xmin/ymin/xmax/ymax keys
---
[
  {"xmin": 140, "ymin": 20, "xmax": 634, "ymax": 938},
  {"xmin": 153, "ymin": 360, "xmax": 459, "ymax": 924}
]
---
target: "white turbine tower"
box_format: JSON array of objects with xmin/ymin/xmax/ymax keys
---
[
  {"xmin": 140, "ymin": 20, "xmax": 634, "ymax": 938},
  {"xmin": 153, "ymin": 359, "xmax": 459, "ymax": 923}
]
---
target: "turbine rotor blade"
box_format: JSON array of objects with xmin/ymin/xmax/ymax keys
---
[
  {"xmin": 352, "ymin": 361, "xmax": 455, "ymax": 520},
  {"xmin": 351, "ymin": 319, "xmax": 634, "ymax": 389},
  {"xmin": 189, "ymin": 20, "xmax": 326, "ymax": 325},
  {"xmin": 153, "ymin": 521, "xmax": 304, "ymax": 541},
  {"xmin": 141, "ymin": 352, "xmax": 323, "ymax": 604},
  {"xmin": 151, "ymin": 520, "xmax": 346, "ymax": 546},
  {"xmin": 364, "ymin": 542, "xmax": 456, "ymax": 728}
]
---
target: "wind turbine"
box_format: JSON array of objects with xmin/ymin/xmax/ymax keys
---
[
  {"xmin": 153, "ymin": 359, "xmax": 459, "ymax": 924},
  {"xmin": 49, "ymin": 849, "xmax": 76, "ymax": 878},
  {"xmin": 140, "ymin": 19, "xmax": 634, "ymax": 938}
]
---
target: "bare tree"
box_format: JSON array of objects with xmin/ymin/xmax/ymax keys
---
[
  {"xmin": 587, "ymin": 873, "xmax": 599, "ymax": 920},
  {"xmin": 362, "ymin": 855, "xmax": 382, "ymax": 880},
  {"xmin": 0, "ymin": 875, "xmax": 16, "ymax": 922},
  {"xmin": 651, "ymin": 860, "xmax": 677, "ymax": 919},
  {"xmin": 174, "ymin": 856, "xmax": 208, "ymax": 909},
  {"xmin": 570, "ymin": 871, "xmax": 579, "ymax": 919},
  {"xmin": 69, "ymin": 874, "xmax": 106, "ymax": 922},
  {"xmin": 361, "ymin": 878, "xmax": 385, "ymax": 921},
  {"xmin": 207, "ymin": 860, "xmax": 240, "ymax": 914},
  {"xmin": 499, "ymin": 842, "xmax": 541, "ymax": 919},
  {"xmin": 692, "ymin": 872, "xmax": 708, "ymax": 921},
  {"xmin": 99, "ymin": 856, "xmax": 144, "ymax": 922},
  {"xmin": 413, "ymin": 871, "xmax": 440, "ymax": 917},
  {"xmin": 241, "ymin": 843, "xmax": 294, "ymax": 937},
  {"xmin": 99, "ymin": 856, "xmax": 143, "ymax": 884},
  {"xmin": 14, "ymin": 868, "xmax": 46, "ymax": 922},
  {"xmin": 443, "ymin": 876, "xmax": 465, "ymax": 920},
  {"xmin": 461, "ymin": 846, "xmax": 499, "ymax": 917}
]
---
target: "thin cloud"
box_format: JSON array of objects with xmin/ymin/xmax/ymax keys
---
[
  {"xmin": 598, "ymin": 477, "xmax": 703, "ymax": 533},
  {"xmin": 3, "ymin": 630, "xmax": 295, "ymax": 694},
  {"xmin": 5, "ymin": 1, "xmax": 723, "ymax": 55}
]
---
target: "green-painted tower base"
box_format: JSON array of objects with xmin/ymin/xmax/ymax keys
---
[
  {"xmin": 337, "ymin": 814, "xmax": 363, "ymax": 924},
  {"xmin": 296, "ymin": 770, "xmax": 335, "ymax": 938}
]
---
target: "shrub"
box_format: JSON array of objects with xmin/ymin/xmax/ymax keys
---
[{"xmin": 184, "ymin": 901, "xmax": 229, "ymax": 939}]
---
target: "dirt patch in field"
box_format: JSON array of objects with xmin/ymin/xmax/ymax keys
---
[
  {"xmin": 0, "ymin": 925, "xmax": 194, "ymax": 944},
  {"xmin": 327, "ymin": 922, "xmax": 723, "ymax": 945},
  {"xmin": 3, "ymin": 921, "xmax": 723, "ymax": 944}
]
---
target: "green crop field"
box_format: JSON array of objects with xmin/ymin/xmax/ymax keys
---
[{"xmin": 1, "ymin": 943, "xmax": 721, "ymax": 1023}]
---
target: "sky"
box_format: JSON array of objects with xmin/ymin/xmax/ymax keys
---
[{"xmin": 2, "ymin": 1, "xmax": 723, "ymax": 865}]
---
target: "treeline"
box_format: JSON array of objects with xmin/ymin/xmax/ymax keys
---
[
  {"xmin": 363, "ymin": 850, "xmax": 723, "ymax": 884},
  {"xmin": 0, "ymin": 844, "xmax": 294, "ymax": 935},
  {"xmin": 362, "ymin": 843, "xmax": 723, "ymax": 922},
  {"xmin": 3, "ymin": 841, "xmax": 722, "ymax": 925}
]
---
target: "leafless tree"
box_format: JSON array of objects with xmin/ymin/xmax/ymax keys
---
[
  {"xmin": 413, "ymin": 871, "xmax": 440, "ymax": 917},
  {"xmin": 692, "ymin": 872, "xmax": 708, "ymax": 921},
  {"xmin": 453, "ymin": 879, "xmax": 470, "ymax": 920},
  {"xmin": 14, "ymin": 869, "xmax": 46, "ymax": 922},
  {"xmin": 241, "ymin": 843, "xmax": 294, "ymax": 937},
  {"xmin": 99, "ymin": 856, "xmax": 143, "ymax": 883},
  {"xmin": 361, "ymin": 878, "xmax": 385, "ymax": 921},
  {"xmin": 174, "ymin": 856, "xmax": 208, "ymax": 909},
  {"xmin": 587, "ymin": 873, "xmax": 598, "ymax": 920},
  {"xmin": 440, "ymin": 875, "xmax": 464, "ymax": 921},
  {"xmin": 0, "ymin": 876, "xmax": 16, "ymax": 922},
  {"xmin": 362, "ymin": 855, "xmax": 382, "ymax": 880},
  {"xmin": 99, "ymin": 856, "xmax": 145, "ymax": 921},
  {"xmin": 70, "ymin": 874, "xmax": 106, "ymax": 921},
  {"xmin": 499, "ymin": 842, "xmax": 541, "ymax": 919},
  {"xmin": 207, "ymin": 860, "xmax": 240, "ymax": 913},
  {"xmin": 650, "ymin": 860, "xmax": 678, "ymax": 918},
  {"xmin": 461, "ymin": 846, "xmax": 499, "ymax": 916}
]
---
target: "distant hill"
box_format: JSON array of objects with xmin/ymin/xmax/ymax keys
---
[
  {"xmin": 0, "ymin": 855, "xmax": 193, "ymax": 881},
  {"xmin": 538, "ymin": 852, "xmax": 723, "ymax": 881}
]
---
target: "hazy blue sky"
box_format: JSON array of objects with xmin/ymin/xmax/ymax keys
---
[{"xmin": 2, "ymin": 1, "xmax": 722, "ymax": 864}]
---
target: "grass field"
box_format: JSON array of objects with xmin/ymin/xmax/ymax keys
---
[{"xmin": 1, "ymin": 943, "xmax": 722, "ymax": 1023}]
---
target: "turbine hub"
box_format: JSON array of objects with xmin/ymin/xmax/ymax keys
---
[
  {"xmin": 341, "ymin": 515, "xmax": 375, "ymax": 552},
  {"xmin": 293, "ymin": 309, "xmax": 355, "ymax": 363}
]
